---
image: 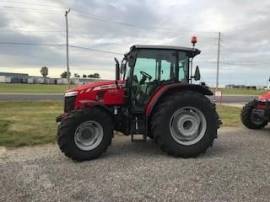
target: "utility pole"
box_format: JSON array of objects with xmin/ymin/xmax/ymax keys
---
[
  {"xmin": 216, "ymin": 32, "xmax": 221, "ymax": 90},
  {"xmin": 65, "ymin": 8, "xmax": 71, "ymax": 86}
]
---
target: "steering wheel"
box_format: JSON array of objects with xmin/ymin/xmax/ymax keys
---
[{"xmin": 140, "ymin": 71, "xmax": 152, "ymax": 80}]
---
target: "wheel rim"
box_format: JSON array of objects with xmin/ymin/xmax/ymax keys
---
[
  {"xmin": 170, "ymin": 106, "xmax": 207, "ymax": 146},
  {"xmin": 251, "ymin": 112, "xmax": 265, "ymax": 125},
  {"xmin": 74, "ymin": 121, "xmax": 103, "ymax": 151}
]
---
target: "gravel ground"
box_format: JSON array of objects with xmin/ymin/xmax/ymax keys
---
[{"xmin": 1, "ymin": 127, "xmax": 270, "ymax": 202}]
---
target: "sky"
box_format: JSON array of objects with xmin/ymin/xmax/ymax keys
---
[{"xmin": 0, "ymin": 0, "xmax": 270, "ymax": 86}]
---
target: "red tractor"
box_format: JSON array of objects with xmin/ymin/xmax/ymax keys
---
[
  {"xmin": 56, "ymin": 44, "xmax": 221, "ymax": 161},
  {"xmin": 241, "ymin": 91, "xmax": 270, "ymax": 129}
]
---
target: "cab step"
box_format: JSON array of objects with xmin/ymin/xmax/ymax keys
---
[{"xmin": 131, "ymin": 133, "xmax": 147, "ymax": 142}]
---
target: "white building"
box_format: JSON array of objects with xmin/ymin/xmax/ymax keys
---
[
  {"xmin": 0, "ymin": 75, "xmax": 11, "ymax": 83},
  {"xmin": 0, "ymin": 72, "xmax": 29, "ymax": 83}
]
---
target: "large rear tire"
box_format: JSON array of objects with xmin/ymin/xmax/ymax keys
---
[
  {"xmin": 151, "ymin": 91, "xmax": 218, "ymax": 158},
  {"xmin": 241, "ymin": 100, "xmax": 268, "ymax": 129},
  {"xmin": 57, "ymin": 108, "xmax": 113, "ymax": 161}
]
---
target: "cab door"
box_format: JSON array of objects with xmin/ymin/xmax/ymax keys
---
[{"xmin": 130, "ymin": 49, "xmax": 177, "ymax": 112}]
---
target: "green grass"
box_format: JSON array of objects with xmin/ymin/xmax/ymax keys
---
[
  {"xmin": 215, "ymin": 88, "xmax": 266, "ymax": 96},
  {"xmin": 0, "ymin": 83, "xmax": 75, "ymax": 93},
  {"xmin": 0, "ymin": 101, "xmax": 63, "ymax": 147},
  {"xmin": 217, "ymin": 105, "xmax": 241, "ymax": 127},
  {"xmin": 0, "ymin": 101, "xmax": 241, "ymax": 147},
  {"xmin": 216, "ymin": 105, "xmax": 241, "ymax": 127}
]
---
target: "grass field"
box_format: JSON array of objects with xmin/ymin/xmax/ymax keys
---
[
  {"xmin": 0, "ymin": 83, "xmax": 267, "ymax": 95},
  {"xmin": 0, "ymin": 101, "xmax": 62, "ymax": 147},
  {"xmin": 217, "ymin": 88, "xmax": 266, "ymax": 96},
  {"xmin": 0, "ymin": 101, "xmax": 242, "ymax": 147},
  {"xmin": 217, "ymin": 104, "xmax": 241, "ymax": 127}
]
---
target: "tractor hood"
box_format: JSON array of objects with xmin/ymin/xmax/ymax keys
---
[
  {"xmin": 66, "ymin": 80, "xmax": 125, "ymax": 94},
  {"xmin": 65, "ymin": 80, "xmax": 126, "ymax": 108},
  {"xmin": 69, "ymin": 80, "xmax": 114, "ymax": 92},
  {"xmin": 258, "ymin": 91, "xmax": 270, "ymax": 101}
]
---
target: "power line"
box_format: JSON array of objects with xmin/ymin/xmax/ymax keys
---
[
  {"xmin": 1, "ymin": 29, "xmax": 65, "ymax": 33},
  {"xmin": 0, "ymin": 42, "xmax": 123, "ymax": 55},
  {"xmin": 0, "ymin": 5, "xmax": 63, "ymax": 11},
  {"xmin": 71, "ymin": 8, "xmax": 219, "ymax": 35},
  {"xmin": 70, "ymin": 45, "xmax": 123, "ymax": 55},
  {"xmin": 199, "ymin": 59, "xmax": 270, "ymax": 66},
  {"xmin": 0, "ymin": 5, "xmax": 64, "ymax": 13},
  {"xmin": 0, "ymin": 1, "xmax": 63, "ymax": 8},
  {"xmin": 206, "ymin": 60, "xmax": 270, "ymax": 66},
  {"xmin": 221, "ymin": 62, "xmax": 270, "ymax": 66},
  {"xmin": 0, "ymin": 42, "xmax": 65, "ymax": 47}
]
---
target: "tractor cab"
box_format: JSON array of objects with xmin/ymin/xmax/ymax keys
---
[{"xmin": 117, "ymin": 45, "xmax": 201, "ymax": 113}]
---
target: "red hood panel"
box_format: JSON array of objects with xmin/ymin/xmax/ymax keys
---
[
  {"xmin": 258, "ymin": 91, "xmax": 270, "ymax": 100},
  {"xmin": 70, "ymin": 80, "xmax": 126, "ymax": 108},
  {"xmin": 67, "ymin": 80, "xmax": 114, "ymax": 92},
  {"xmin": 67, "ymin": 80, "xmax": 126, "ymax": 92}
]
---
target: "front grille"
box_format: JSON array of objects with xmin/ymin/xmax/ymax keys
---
[{"xmin": 64, "ymin": 96, "xmax": 76, "ymax": 113}]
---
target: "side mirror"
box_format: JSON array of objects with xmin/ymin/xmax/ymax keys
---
[
  {"xmin": 194, "ymin": 65, "xmax": 201, "ymax": 81},
  {"xmin": 114, "ymin": 58, "xmax": 120, "ymax": 80}
]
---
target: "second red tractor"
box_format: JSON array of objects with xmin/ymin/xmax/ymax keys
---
[{"xmin": 241, "ymin": 91, "xmax": 270, "ymax": 129}]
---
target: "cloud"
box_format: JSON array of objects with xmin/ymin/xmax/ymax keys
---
[{"xmin": 0, "ymin": 0, "xmax": 269, "ymax": 86}]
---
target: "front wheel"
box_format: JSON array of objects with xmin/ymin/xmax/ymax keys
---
[
  {"xmin": 57, "ymin": 108, "xmax": 113, "ymax": 161},
  {"xmin": 151, "ymin": 91, "xmax": 218, "ymax": 158},
  {"xmin": 241, "ymin": 100, "xmax": 268, "ymax": 129}
]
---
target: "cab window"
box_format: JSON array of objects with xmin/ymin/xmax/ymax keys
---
[
  {"xmin": 178, "ymin": 52, "xmax": 189, "ymax": 81},
  {"xmin": 131, "ymin": 49, "xmax": 177, "ymax": 108}
]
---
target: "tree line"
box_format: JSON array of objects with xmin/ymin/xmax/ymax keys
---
[{"xmin": 40, "ymin": 66, "xmax": 100, "ymax": 79}]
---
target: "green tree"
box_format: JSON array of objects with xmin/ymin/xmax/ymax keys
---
[
  {"xmin": 40, "ymin": 66, "xmax": 48, "ymax": 78},
  {"xmin": 88, "ymin": 73, "xmax": 100, "ymax": 78},
  {"xmin": 61, "ymin": 71, "xmax": 71, "ymax": 79}
]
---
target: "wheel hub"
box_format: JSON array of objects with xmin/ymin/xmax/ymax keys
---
[
  {"xmin": 81, "ymin": 128, "xmax": 94, "ymax": 139},
  {"xmin": 170, "ymin": 107, "xmax": 207, "ymax": 145},
  {"xmin": 74, "ymin": 121, "xmax": 103, "ymax": 151},
  {"xmin": 251, "ymin": 109, "xmax": 266, "ymax": 125}
]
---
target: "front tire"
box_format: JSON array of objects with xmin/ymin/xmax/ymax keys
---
[
  {"xmin": 241, "ymin": 100, "xmax": 268, "ymax": 129},
  {"xmin": 57, "ymin": 108, "xmax": 113, "ymax": 161},
  {"xmin": 151, "ymin": 91, "xmax": 218, "ymax": 158}
]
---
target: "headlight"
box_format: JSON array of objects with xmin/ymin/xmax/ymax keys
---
[
  {"xmin": 64, "ymin": 92, "xmax": 77, "ymax": 113},
  {"xmin": 65, "ymin": 91, "xmax": 78, "ymax": 97}
]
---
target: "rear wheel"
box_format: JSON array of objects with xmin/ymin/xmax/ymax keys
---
[
  {"xmin": 241, "ymin": 100, "xmax": 268, "ymax": 129},
  {"xmin": 57, "ymin": 108, "xmax": 113, "ymax": 161},
  {"xmin": 151, "ymin": 91, "xmax": 218, "ymax": 158}
]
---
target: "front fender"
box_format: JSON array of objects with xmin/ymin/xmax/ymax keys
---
[
  {"xmin": 145, "ymin": 83, "xmax": 213, "ymax": 117},
  {"xmin": 77, "ymin": 100, "xmax": 113, "ymax": 115},
  {"xmin": 57, "ymin": 100, "xmax": 113, "ymax": 123}
]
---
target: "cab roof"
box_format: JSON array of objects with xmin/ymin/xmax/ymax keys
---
[{"xmin": 130, "ymin": 44, "xmax": 201, "ymax": 56}]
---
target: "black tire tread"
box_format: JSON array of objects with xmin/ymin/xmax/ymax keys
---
[
  {"xmin": 241, "ymin": 100, "xmax": 267, "ymax": 129},
  {"xmin": 57, "ymin": 108, "xmax": 113, "ymax": 161},
  {"xmin": 151, "ymin": 91, "xmax": 218, "ymax": 158}
]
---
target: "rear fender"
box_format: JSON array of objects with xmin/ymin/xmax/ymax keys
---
[{"xmin": 145, "ymin": 83, "xmax": 213, "ymax": 117}]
